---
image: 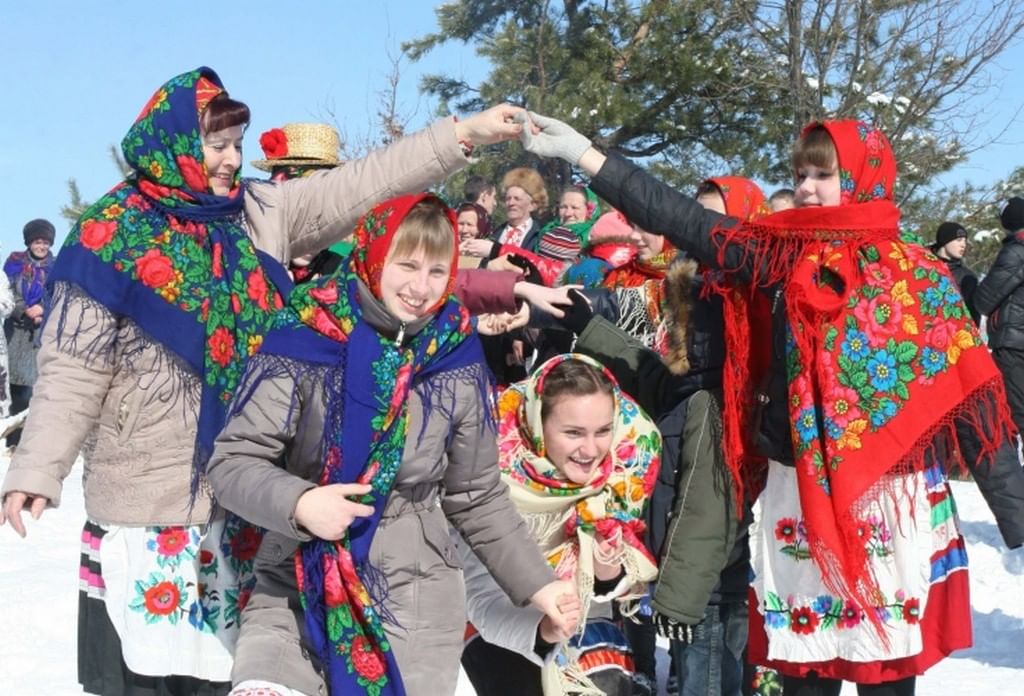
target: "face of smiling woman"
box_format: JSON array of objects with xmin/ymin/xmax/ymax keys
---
[
  {"xmin": 200, "ymin": 124, "xmax": 244, "ymax": 195},
  {"xmin": 378, "ymin": 247, "xmax": 452, "ymax": 323},
  {"xmin": 541, "ymin": 391, "xmax": 615, "ymax": 485}
]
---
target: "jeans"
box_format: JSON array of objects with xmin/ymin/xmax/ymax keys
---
[{"xmin": 672, "ymin": 602, "xmax": 748, "ymax": 696}]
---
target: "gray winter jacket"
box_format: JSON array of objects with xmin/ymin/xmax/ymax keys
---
[{"xmin": 206, "ymin": 285, "xmax": 554, "ymax": 696}]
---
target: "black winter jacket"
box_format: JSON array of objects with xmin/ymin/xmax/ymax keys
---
[
  {"xmin": 590, "ymin": 152, "xmax": 794, "ymax": 465},
  {"xmin": 976, "ymin": 231, "xmax": 1024, "ymax": 349}
]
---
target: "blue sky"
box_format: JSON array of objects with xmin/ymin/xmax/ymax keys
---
[{"xmin": 1, "ymin": 1, "xmax": 1021, "ymax": 253}]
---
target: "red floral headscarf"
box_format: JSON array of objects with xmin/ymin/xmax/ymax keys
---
[
  {"xmin": 705, "ymin": 175, "xmax": 772, "ymax": 221},
  {"xmin": 710, "ymin": 120, "xmax": 1012, "ymax": 634},
  {"xmin": 353, "ymin": 193, "xmax": 460, "ymax": 314}
]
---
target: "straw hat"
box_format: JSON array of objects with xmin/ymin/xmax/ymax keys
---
[{"xmin": 251, "ymin": 122, "xmax": 342, "ymax": 171}]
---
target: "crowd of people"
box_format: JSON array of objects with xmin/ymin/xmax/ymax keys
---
[{"xmin": 1, "ymin": 65, "xmax": 1023, "ymax": 696}]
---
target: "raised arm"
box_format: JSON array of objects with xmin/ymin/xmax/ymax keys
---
[
  {"xmin": 520, "ymin": 112, "xmax": 755, "ymax": 280},
  {"xmin": 251, "ymin": 106, "xmax": 527, "ymax": 261}
]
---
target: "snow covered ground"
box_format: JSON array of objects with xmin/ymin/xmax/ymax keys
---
[{"xmin": 1, "ymin": 457, "xmax": 1021, "ymax": 695}]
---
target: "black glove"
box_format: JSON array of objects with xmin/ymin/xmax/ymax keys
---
[
  {"xmin": 653, "ymin": 611, "xmax": 699, "ymax": 644},
  {"xmin": 558, "ymin": 289, "xmax": 594, "ymax": 335},
  {"xmin": 507, "ymin": 253, "xmax": 543, "ymax": 285}
]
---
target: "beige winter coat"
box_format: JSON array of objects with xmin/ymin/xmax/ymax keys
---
[
  {"xmin": 206, "ymin": 285, "xmax": 554, "ymax": 696},
  {"xmin": 1, "ymin": 119, "xmax": 469, "ymax": 526}
]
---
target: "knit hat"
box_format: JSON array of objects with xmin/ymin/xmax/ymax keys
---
[
  {"xmin": 502, "ymin": 167, "xmax": 548, "ymax": 209},
  {"xmin": 933, "ymin": 221, "xmax": 967, "ymax": 249},
  {"xmin": 251, "ymin": 123, "xmax": 342, "ymax": 171},
  {"xmin": 23, "ymin": 218, "xmax": 55, "ymax": 245},
  {"xmin": 537, "ymin": 225, "xmax": 582, "ymax": 261},
  {"xmin": 1001, "ymin": 197, "xmax": 1024, "ymax": 232},
  {"xmin": 589, "ymin": 211, "xmax": 634, "ymax": 244}
]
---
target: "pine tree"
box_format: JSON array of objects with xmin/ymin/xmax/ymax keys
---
[{"xmin": 405, "ymin": 0, "xmax": 1024, "ymax": 205}]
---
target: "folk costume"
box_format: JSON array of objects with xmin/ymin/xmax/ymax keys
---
[
  {"xmin": 524, "ymin": 108, "xmax": 1024, "ymax": 691},
  {"xmin": 707, "ymin": 121, "xmax": 1015, "ymax": 683},
  {"xmin": 44, "ymin": 68, "xmax": 284, "ymax": 694},
  {"xmin": 206, "ymin": 194, "xmax": 554, "ymax": 696},
  {"xmin": 465, "ymin": 354, "xmax": 661, "ymax": 696}
]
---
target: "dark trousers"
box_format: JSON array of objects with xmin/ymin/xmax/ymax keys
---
[
  {"xmin": 461, "ymin": 635, "xmax": 543, "ymax": 696},
  {"xmin": 6, "ymin": 383, "xmax": 32, "ymax": 446},
  {"xmin": 622, "ymin": 612, "xmax": 659, "ymax": 686},
  {"xmin": 993, "ymin": 347, "xmax": 1024, "ymax": 434},
  {"xmin": 782, "ymin": 673, "xmax": 916, "ymax": 696}
]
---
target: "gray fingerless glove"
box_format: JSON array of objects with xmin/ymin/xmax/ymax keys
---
[{"xmin": 518, "ymin": 111, "xmax": 592, "ymax": 165}]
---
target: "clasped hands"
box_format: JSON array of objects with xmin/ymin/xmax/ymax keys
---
[{"xmin": 530, "ymin": 579, "xmax": 583, "ymax": 643}]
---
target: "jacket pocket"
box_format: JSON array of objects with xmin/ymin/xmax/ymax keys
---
[
  {"xmin": 255, "ymin": 531, "xmax": 300, "ymax": 566},
  {"xmin": 420, "ymin": 508, "xmax": 462, "ymax": 572},
  {"xmin": 114, "ymin": 386, "xmax": 145, "ymax": 445}
]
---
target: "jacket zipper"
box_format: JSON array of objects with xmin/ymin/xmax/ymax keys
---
[{"xmin": 394, "ymin": 321, "xmax": 406, "ymax": 347}]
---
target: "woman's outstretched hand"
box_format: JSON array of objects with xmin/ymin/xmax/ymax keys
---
[
  {"xmin": 455, "ymin": 104, "xmax": 527, "ymax": 147},
  {"xmin": 517, "ymin": 111, "xmax": 593, "ymax": 166}
]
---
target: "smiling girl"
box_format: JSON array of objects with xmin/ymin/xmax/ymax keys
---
[
  {"xmin": 206, "ymin": 194, "xmax": 572, "ymax": 696},
  {"xmin": 462, "ymin": 354, "xmax": 661, "ymax": 696}
]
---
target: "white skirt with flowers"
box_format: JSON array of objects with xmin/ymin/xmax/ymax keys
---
[
  {"xmin": 83, "ymin": 514, "xmax": 261, "ymax": 681},
  {"xmin": 747, "ymin": 460, "xmax": 971, "ymax": 681}
]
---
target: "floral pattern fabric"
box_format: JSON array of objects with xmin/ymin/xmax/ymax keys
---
[
  {"xmin": 496, "ymin": 353, "xmax": 662, "ymax": 694},
  {"xmin": 252, "ymin": 193, "xmax": 481, "ymax": 696},
  {"xmin": 47, "ymin": 67, "xmax": 284, "ymax": 493},
  {"xmin": 708, "ymin": 120, "xmax": 1011, "ymax": 629},
  {"xmin": 497, "ymin": 353, "xmax": 661, "ymax": 600},
  {"xmin": 96, "ymin": 517, "xmax": 255, "ymax": 681},
  {"xmin": 750, "ymin": 460, "xmax": 966, "ymax": 668}
]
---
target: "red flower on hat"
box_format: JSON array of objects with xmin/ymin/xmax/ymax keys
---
[{"xmin": 259, "ymin": 128, "xmax": 289, "ymax": 159}]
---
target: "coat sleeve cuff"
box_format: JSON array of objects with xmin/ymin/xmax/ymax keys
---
[{"xmin": 1, "ymin": 466, "xmax": 64, "ymax": 508}]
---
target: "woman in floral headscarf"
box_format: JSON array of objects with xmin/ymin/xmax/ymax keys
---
[
  {"xmin": 461, "ymin": 353, "xmax": 661, "ymax": 696},
  {"xmin": 206, "ymin": 194, "xmax": 571, "ymax": 696},
  {"xmin": 519, "ymin": 114, "xmax": 1024, "ymax": 695},
  {"xmin": 0, "ymin": 66, "xmax": 525, "ymax": 696}
]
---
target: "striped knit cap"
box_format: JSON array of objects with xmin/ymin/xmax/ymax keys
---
[{"xmin": 537, "ymin": 224, "xmax": 583, "ymax": 261}]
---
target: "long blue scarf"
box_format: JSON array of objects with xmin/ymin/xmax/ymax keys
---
[
  {"xmin": 239, "ymin": 193, "xmax": 490, "ymax": 695},
  {"xmin": 45, "ymin": 67, "xmax": 289, "ymax": 497}
]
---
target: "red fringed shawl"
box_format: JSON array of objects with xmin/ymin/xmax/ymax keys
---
[{"xmin": 709, "ymin": 121, "xmax": 1015, "ymax": 633}]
